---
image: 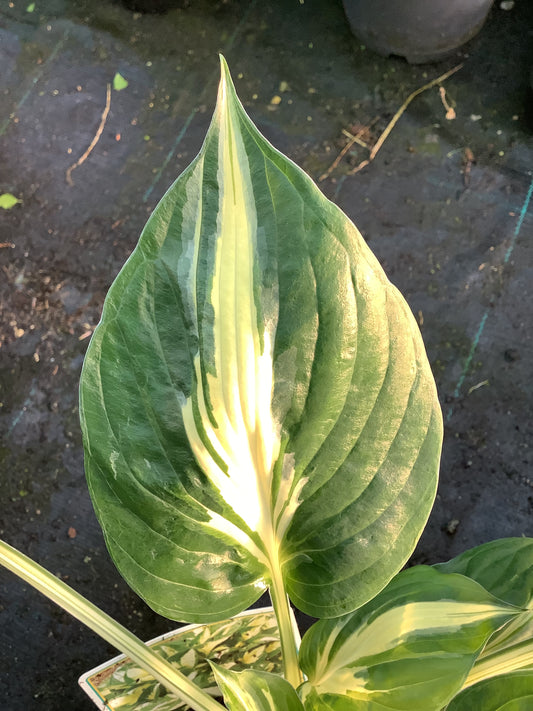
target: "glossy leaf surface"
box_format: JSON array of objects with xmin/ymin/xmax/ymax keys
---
[
  {"xmin": 446, "ymin": 671, "xmax": 533, "ymax": 711},
  {"xmin": 80, "ymin": 57, "xmax": 442, "ymax": 622},
  {"xmin": 212, "ymin": 665, "xmax": 304, "ymax": 711},
  {"xmin": 299, "ymin": 566, "xmax": 518, "ymax": 711}
]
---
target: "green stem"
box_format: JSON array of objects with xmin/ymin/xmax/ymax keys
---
[
  {"xmin": 463, "ymin": 637, "xmax": 533, "ymax": 689},
  {"xmin": 268, "ymin": 550, "xmax": 302, "ymax": 689},
  {"xmin": 0, "ymin": 539, "xmax": 226, "ymax": 711}
]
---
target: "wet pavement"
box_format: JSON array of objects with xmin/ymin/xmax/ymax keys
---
[{"xmin": 0, "ymin": 0, "xmax": 532, "ymax": 708}]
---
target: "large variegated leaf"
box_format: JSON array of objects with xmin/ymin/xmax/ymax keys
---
[
  {"xmin": 298, "ymin": 566, "xmax": 518, "ymax": 711},
  {"xmin": 446, "ymin": 671, "xmax": 533, "ymax": 711},
  {"xmin": 80, "ymin": 56, "xmax": 442, "ymax": 622},
  {"xmin": 211, "ymin": 665, "xmax": 304, "ymax": 711}
]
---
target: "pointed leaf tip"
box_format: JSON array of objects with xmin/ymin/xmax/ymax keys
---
[
  {"xmin": 217, "ymin": 54, "xmax": 236, "ymax": 106},
  {"xmin": 218, "ymin": 53, "xmax": 229, "ymax": 72},
  {"xmin": 218, "ymin": 55, "xmax": 228, "ymax": 86}
]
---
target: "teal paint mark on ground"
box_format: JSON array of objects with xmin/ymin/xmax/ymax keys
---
[
  {"xmin": 449, "ymin": 312, "xmax": 488, "ymax": 403},
  {"xmin": 446, "ymin": 177, "xmax": 533, "ymax": 422},
  {"xmin": 7, "ymin": 381, "xmax": 38, "ymax": 436},
  {"xmin": 504, "ymin": 179, "xmax": 533, "ymax": 265}
]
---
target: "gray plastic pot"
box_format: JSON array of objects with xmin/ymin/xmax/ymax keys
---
[{"xmin": 342, "ymin": 0, "xmax": 495, "ymax": 63}]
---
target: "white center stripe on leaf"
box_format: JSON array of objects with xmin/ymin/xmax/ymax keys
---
[
  {"xmin": 312, "ymin": 600, "xmax": 515, "ymax": 694},
  {"xmin": 181, "ymin": 71, "xmax": 282, "ymax": 559}
]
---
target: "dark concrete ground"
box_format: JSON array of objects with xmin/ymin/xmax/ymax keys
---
[{"xmin": 0, "ymin": 0, "xmax": 532, "ymax": 708}]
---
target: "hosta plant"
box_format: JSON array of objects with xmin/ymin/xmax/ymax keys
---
[{"xmin": 1, "ymin": 57, "xmax": 533, "ymax": 711}]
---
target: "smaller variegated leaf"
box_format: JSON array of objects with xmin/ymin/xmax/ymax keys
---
[
  {"xmin": 211, "ymin": 664, "xmax": 305, "ymax": 711},
  {"xmin": 436, "ymin": 538, "xmax": 533, "ymax": 690},
  {"xmin": 299, "ymin": 566, "xmax": 518, "ymax": 711},
  {"xmin": 464, "ymin": 610, "xmax": 533, "ymax": 689},
  {"xmin": 435, "ymin": 537, "xmax": 533, "ymax": 608},
  {"xmin": 446, "ymin": 671, "xmax": 533, "ymax": 711}
]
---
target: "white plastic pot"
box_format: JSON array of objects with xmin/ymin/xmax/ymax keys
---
[{"xmin": 79, "ymin": 606, "xmax": 300, "ymax": 711}]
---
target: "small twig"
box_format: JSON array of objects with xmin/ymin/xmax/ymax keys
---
[
  {"xmin": 319, "ymin": 125, "xmax": 370, "ymax": 182},
  {"xmin": 467, "ymin": 379, "xmax": 489, "ymax": 395},
  {"xmin": 341, "ymin": 128, "xmax": 371, "ymax": 149},
  {"xmin": 349, "ymin": 63, "xmax": 463, "ymax": 175},
  {"xmin": 349, "ymin": 158, "xmax": 370, "ymax": 175},
  {"xmin": 319, "ymin": 118, "xmax": 378, "ymax": 182},
  {"xmin": 369, "ymin": 64, "xmax": 463, "ymax": 161},
  {"xmin": 439, "ymin": 86, "xmax": 456, "ymax": 120},
  {"xmin": 66, "ymin": 83, "xmax": 112, "ymax": 186}
]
